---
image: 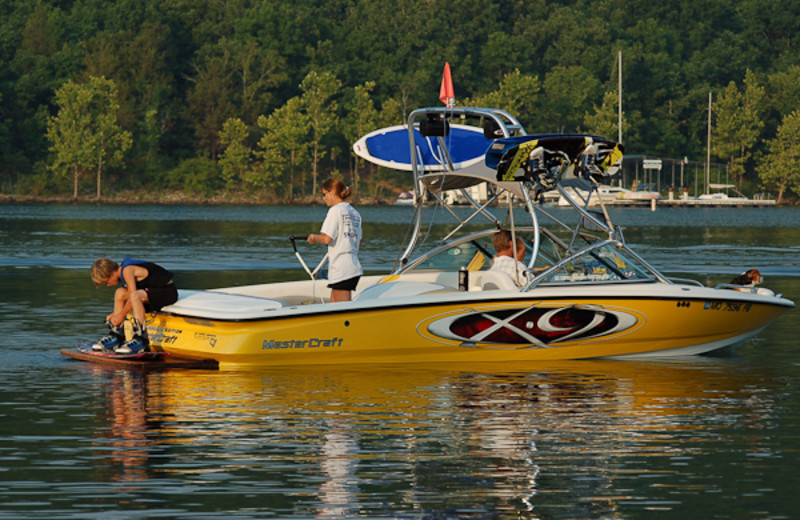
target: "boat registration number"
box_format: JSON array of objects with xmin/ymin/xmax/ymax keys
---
[{"xmin": 704, "ymin": 301, "xmax": 752, "ymax": 312}]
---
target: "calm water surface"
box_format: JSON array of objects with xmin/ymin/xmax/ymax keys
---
[{"xmin": 1, "ymin": 203, "xmax": 799, "ymax": 519}]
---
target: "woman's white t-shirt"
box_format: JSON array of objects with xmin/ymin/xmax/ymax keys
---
[{"xmin": 320, "ymin": 202, "xmax": 363, "ymax": 283}]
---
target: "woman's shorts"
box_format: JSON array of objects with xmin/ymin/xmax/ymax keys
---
[
  {"xmin": 328, "ymin": 276, "xmax": 360, "ymax": 291},
  {"xmin": 144, "ymin": 283, "xmax": 178, "ymax": 311}
]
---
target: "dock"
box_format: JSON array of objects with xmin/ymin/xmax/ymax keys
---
[{"xmin": 606, "ymin": 198, "xmax": 776, "ymax": 208}]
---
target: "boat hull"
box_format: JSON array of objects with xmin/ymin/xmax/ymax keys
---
[{"xmin": 148, "ymin": 288, "xmax": 792, "ymax": 369}]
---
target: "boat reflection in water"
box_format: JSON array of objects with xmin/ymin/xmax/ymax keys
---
[{"xmin": 86, "ymin": 359, "xmax": 778, "ymax": 517}]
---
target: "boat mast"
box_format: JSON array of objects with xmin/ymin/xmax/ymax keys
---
[
  {"xmin": 706, "ymin": 91, "xmax": 712, "ymax": 195},
  {"xmin": 618, "ymin": 50, "xmax": 623, "ymax": 145}
]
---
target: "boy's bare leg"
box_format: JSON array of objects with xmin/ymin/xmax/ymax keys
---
[
  {"xmin": 111, "ymin": 288, "xmax": 129, "ymax": 324},
  {"xmin": 94, "ymin": 289, "xmax": 129, "ymax": 351},
  {"xmin": 116, "ymin": 290, "xmax": 150, "ymax": 354},
  {"xmin": 129, "ymin": 289, "xmax": 149, "ymax": 324}
]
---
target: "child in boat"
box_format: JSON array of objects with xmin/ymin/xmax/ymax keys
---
[
  {"xmin": 90, "ymin": 258, "xmax": 178, "ymax": 353},
  {"xmin": 489, "ymin": 229, "xmax": 532, "ymax": 288},
  {"xmin": 308, "ymin": 178, "xmax": 363, "ymax": 302}
]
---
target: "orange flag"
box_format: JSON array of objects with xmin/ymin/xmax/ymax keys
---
[{"xmin": 439, "ymin": 62, "xmax": 455, "ymax": 107}]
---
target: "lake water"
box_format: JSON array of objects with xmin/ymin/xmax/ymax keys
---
[{"xmin": 1, "ymin": 203, "xmax": 799, "ymax": 519}]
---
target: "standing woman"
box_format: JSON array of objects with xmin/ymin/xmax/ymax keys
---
[{"xmin": 308, "ymin": 178, "xmax": 363, "ymax": 302}]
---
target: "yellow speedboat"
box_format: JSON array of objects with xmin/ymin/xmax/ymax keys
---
[{"xmin": 148, "ymin": 106, "xmax": 793, "ymax": 369}]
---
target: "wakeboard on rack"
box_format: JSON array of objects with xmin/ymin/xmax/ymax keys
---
[
  {"xmin": 352, "ymin": 123, "xmax": 491, "ymax": 171},
  {"xmin": 487, "ymin": 134, "xmax": 624, "ymax": 186}
]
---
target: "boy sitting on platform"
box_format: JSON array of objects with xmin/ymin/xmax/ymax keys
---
[{"xmin": 90, "ymin": 258, "xmax": 178, "ymax": 354}]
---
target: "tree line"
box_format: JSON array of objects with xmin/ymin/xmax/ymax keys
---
[{"xmin": 1, "ymin": 0, "xmax": 799, "ymax": 203}]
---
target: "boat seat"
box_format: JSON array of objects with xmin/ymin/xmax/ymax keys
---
[
  {"xmin": 731, "ymin": 286, "xmax": 776, "ymax": 296},
  {"xmin": 472, "ymin": 271, "xmax": 520, "ymax": 291},
  {"xmin": 354, "ymin": 281, "xmax": 453, "ymax": 301},
  {"xmin": 162, "ymin": 290, "xmax": 287, "ymax": 320}
]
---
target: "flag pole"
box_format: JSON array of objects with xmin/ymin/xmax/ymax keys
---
[{"xmin": 439, "ymin": 62, "xmax": 455, "ymax": 108}]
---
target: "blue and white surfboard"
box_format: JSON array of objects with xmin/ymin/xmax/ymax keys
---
[{"xmin": 353, "ymin": 124, "xmax": 491, "ymax": 172}]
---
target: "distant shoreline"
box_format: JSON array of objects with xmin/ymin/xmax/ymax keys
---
[
  {"xmin": 1, "ymin": 193, "xmax": 793, "ymax": 208},
  {"xmin": 0, "ymin": 193, "xmax": 394, "ymax": 206}
]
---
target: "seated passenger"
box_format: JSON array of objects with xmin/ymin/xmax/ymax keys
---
[
  {"xmin": 729, "ymin": 268, "xmax": 763, "ymax": 292},
  {"xmin": 489, "ymin": 230, "xmax": 532, "ymax": 288},
  {"xmin": 730, "ymin": 268, "xmax": 761, "ymax": 287}
]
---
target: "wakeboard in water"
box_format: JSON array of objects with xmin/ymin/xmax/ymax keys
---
[{"xmin": 61, "ymin": 342, "xmax": 216, "ymax": 368}]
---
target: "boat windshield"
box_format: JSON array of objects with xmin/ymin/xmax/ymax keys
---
[
  {"xmin": 401, "ymin": 231, "xmax": 654, "ymax": 287},
  {"xmin": 413, "ymin": 238, "xmax": 495, "ymax": 271},
  {"xmin": 535, "ymin": 242, "xmax": 655, "ymax": 285}
]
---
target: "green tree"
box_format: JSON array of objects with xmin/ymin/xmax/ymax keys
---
[
  {"xmin": 140, "ymin": 108, "xmax": 164, "ymax": 179},
  {"xmin": 739, "ymin": 0, "xmax": 800, "ymax": 67},
  {"xmin": 47, "ymin": 76, "xmax": 132, "ymax": 199},
  {"xmin": 224, "ymin": 38, "xmax": 288, "ymax": 123},
  {"xmin": 377, "ymin": 97, "xmax": 405, "ymax": 128},
  {"xmin": 758, "ymin": 110, "xmax": 800, "ymax": 204},
  {"xmin": 248, "ymin": 140, "xmax": 284, "ymax": 194},
  {"xmin": 9, "ymin": 4, "xmax": 82, "ymax": 175},
  {"xmin": 763, "ymin": 66, "xmax": 800, "ymax": 154},
  {"xmin": 479, "ymin": 32, "xmax": 532, "ymax": 85},
  {"xmin": 766, "ymin": 66, "xmax": 800, "ymax": 118},
  {"xmin": 465, "ymin": 70, "xmax": 542, "ymax": 129},
  {"xmin": 83, "ymin": 22, "xmax": 177, "ymax": 183},
  {"xmin": 255, "ymin": 97, "xmax": 309, "ymax": 200},
  {"xmin": 539, "ymin": 66, "xmax": 602, "ymax": 133},
  {"xmin": 5, "ymin": 0, "xmax": 800, "ymax": 202},
  {"xmin": 715, "ymin": 70, "xmax": 765, "ymax": 188},
  {"xmin": 536, "ymin": 3, "xmax": 614, "ymax": 73},
  {"xmin": 300, "ymin": 70, "xmax": 342, "ymax": 197},
  {"xmin": 218, "ymin": 117, "xmax": 251, "ymax": 188},
  {"xmin": 584, "ymin": 91, "xmax": 622, "ymax": 141},
  {"xmin": 186, "ymin": 52, "xmax": 237, "ymax": 160},
  {"xmin": 344, "ymin": 81, "xmax": 378, "ymax": 196},
  {"xmin": 165, "ymin": 157, "xmax": 221, "ymax": 197}
]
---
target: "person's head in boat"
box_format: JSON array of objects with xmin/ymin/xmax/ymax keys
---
[
  {"xmin": 492, "ymin": 229, "xmax": 526, "ymax": 262},
  {"xmin": 320, "ymin": 178, "xmax": 351, "ymax": 206},
  {"xmin": 91, "ymin": 258, "xmax": 121, "ymax": 287},
  {"xmin": 730, "ymin": 269, "xmax": 762, "ymax": 287}
]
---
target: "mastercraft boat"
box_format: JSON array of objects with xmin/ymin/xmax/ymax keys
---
[{"xmin": 146, "ymin": 106, "xmax": 793, "ymax": 369}]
